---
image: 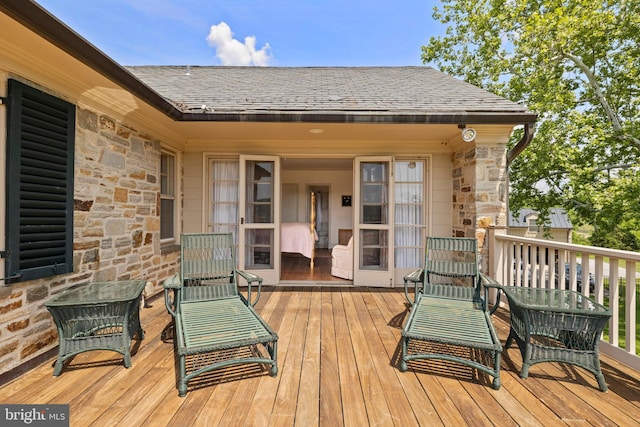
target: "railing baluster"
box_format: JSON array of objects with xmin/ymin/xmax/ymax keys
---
[
  {"xmin": 610, "ymin": 259, "xmax": 620, "ymax": 347},
  {"xmin": 626, "ymin": 262, "xmax": 636, "ymax": 355},
  {"xmin": 594, "ymin": 255, "xmax": 604, "ymax": 303}
]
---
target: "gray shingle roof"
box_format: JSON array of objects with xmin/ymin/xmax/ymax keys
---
[
  {"xmin": 509, "ymin": 208, "xmax": 573, "ymax": 229},
  {"xmin": 126, "ymin": 66, "xmax": 531, "ymax": 118}
]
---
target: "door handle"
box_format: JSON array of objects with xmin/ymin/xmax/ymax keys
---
[{"xmin": 240, "ymin": 217, "xmax": 245, "ymax": 225}]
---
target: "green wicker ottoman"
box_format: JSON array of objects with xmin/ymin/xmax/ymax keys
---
[{"xmin": 45, "ymin": 280, "xmax": 146, "ymax": 376}]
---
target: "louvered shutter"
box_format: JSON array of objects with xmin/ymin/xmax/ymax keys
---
[{"xmin": 5, "ymin": 80, "xmax": 75, "ymax": 283}]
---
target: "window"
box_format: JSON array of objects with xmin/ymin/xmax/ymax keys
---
[
  {"xmin": 527, "ymin": 216, "xmax": 540, "ymax": 234},
  {"xmin": 160, "ymin": 151, "xmax": 176, "ymax": 241},
  {"xmin": 5, "ymin": 79, "xmax": 75, "ymax": 283}
]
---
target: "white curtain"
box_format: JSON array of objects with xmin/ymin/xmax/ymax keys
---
[
  {"xmin": 211, "ymin": 160, "xmax": 239, "ymax": 238},
  {"xmin": 395, "ymin": 161, "xmax": 425, "ymax": 268}
]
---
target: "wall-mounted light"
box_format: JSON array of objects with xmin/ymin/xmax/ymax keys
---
[{"xmin": 459, "ymin": 125, "xmax": 476, "ymax": 142}]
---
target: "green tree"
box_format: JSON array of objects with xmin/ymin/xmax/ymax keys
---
[{"xmin": 422, "ymin": 0, "xmax": 640, "ymax": 250}]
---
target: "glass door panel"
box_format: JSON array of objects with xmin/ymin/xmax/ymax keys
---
[
  {"xmin": 244, "ymin": 228, "xmax": 274, "ymax": 269},
  {"xmin": 360, "ymin": 229, "xmax": 388, "ymax": 270}
]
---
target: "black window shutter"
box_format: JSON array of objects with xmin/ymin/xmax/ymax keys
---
[{"xmin": 5, "ymin": 80, "xmax": 75, "ymax": 283}]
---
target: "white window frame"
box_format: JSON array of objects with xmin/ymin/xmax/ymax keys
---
[
  {"xmin": 160, "ymin": 150, "xmax": 177, "ymax": 243},
  {"xmin": 526, "ymin": 215, "xmax": 540, "ymax": 234}
]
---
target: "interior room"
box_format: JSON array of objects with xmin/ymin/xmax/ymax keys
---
[{"xmin": 280, "ymin": 157, "xmax": 354, "ymax": 283}]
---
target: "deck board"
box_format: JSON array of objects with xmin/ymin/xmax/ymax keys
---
[
  {"xmin": 319, "ymin": 289, "xmax": 343, "ymax": 427},
  {"xmin": 332, "ymin": 289, "xmax": 369, "ymax": 427},
  {"xmin": 0, "ymin": 287, "xmax": 639, "ymax": 427},
  {"xmin": 296, "ymin": 287, "xmax": 321, "ymax": 425},
  {"xmin": 342, "ymin": 289, "xmax": 394, "ymax": 426}
]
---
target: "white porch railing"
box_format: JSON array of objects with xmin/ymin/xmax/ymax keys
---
[{"xmin": 486, "ymin": 228, "xmax": 640, "ymax": 371}]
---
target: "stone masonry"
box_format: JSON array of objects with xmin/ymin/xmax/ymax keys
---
[
  {"xmin": 452, "ymin": 142, "xmax": 508, "ymax": 270},
  {"xmin": 0, "ymin": 106, "xmax": 179, "ymax": 376}
]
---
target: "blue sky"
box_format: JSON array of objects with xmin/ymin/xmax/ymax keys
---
[{"xmin": 35, "ymin": 0, "xmax": 443, "ymax": 67}]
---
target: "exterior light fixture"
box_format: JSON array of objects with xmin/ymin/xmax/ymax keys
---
[
  {"xmin": 309, "ymin": 128, "xmax": 324, "ymax": 134},
  {"xmin": 461, "ymin": 127, "xmax": 476, "ymax": 142}
]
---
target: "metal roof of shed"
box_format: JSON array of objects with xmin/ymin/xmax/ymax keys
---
[{"xmin": 509, "ymin": 208, "xmax": 573, "ymax": 229}]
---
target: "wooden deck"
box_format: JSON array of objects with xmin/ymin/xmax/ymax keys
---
[{"xmin": 1, "ymin": 287, "xmax": 639, "ymax": 426}]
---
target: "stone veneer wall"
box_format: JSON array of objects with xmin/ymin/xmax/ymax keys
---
[
  {"xmin": 452, "ymin": 143, "xmax": 508, "ymax": 270},
  {"xmin": 0, "ymin": 106, "xmax": 179, "ymax": 375}
]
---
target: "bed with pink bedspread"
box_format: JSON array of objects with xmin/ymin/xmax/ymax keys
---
[{"xmin": 281, "ymin": 222, "xmax": 318, "ymax": 260}]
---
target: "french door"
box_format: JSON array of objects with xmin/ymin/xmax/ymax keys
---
[
  {"xmin": 353, "ymin": 157, "xmax": 394, "ymax": 287},
  {"xmin": 238, "ymin": 155, "xmax": 281, "ymax": 285}
]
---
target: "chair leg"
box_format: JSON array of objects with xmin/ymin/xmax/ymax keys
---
[
  {"xmin": 492, "ymin": 351, "xmax": 501, "ymax": 389},
  {"xmin": 593, "ymin": 356, "xmax": 608, "ymax": 392},
  {"xmin": 178, "ymin": 354, "xmax": 188, "ymax": 397},
  {"xmin": 269, "ymin": 341, "xmax": 278, "ymax": 376},
  {"xmin": 399, "ymin": 338, "xmax": 408, "ymax": 372}
]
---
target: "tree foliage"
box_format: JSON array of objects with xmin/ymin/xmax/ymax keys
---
[{"xmin": 422, "ymin": 0, "xmax": 640, "ymax": 250}]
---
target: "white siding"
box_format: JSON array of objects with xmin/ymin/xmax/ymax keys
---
[
  {"xmin": 431, "ymin": 153, "xmax": 453, "ymax": 236},
  {"xmin": 183, "ymin": 152, "xmax": 203, "ymax": 233}
]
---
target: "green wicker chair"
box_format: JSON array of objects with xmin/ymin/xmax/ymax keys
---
[
  {"xmin": 164, "ymin": 233, "xmax": 278, "ymax": 397},
  {"xmin": 400, "ymin": 237, "xmax": 502, "ymax": 389}
]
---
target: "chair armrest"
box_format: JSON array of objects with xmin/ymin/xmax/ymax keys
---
[
  {"xmin": 163, "ymin": 273, "xmax": 181, "ymax": 317},
  {"xmin": 331, "ymin": 245, "xmax": 351, "ymax": 258},
  {"xmin": 403, "ymin": 269, "xmax": 424, "ymax": 305},
  {"xmin": 479, "ymin": 273, "xmax": 502, "ymax": 289},
  {"xmin": 479, "ymin": 273, "xmax": 503, "ymax": 315},
  {"xmin": 164, "ymin": 273, "xmax": 182, "ymax": 289},
  {"xmin": 237, "ymin": 270, "xmax": 263, "ymax": 307}
]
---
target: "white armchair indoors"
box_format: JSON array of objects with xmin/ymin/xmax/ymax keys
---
[{"xmin": 331, "ymin": 236, "xmax": 353, "ymax": 280}]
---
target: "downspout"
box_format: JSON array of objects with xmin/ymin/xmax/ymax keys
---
[
  {"xmin": 506, "ymin": 122, "xmax": 535, "ymax": 166},
  {"xmin": 504, "ymin": 121, "xmax": 535, "ymax": 224},
  {"xmin": 488, "ymin": 122, "xmax": 535, "ymax": 281}
]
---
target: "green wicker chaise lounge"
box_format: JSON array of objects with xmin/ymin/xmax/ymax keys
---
[
  {"xmin": 400, "ymin": 237, "xmax": 502, "ymax": 389},
  {"xmin": 164, "ymin": 233, "xmax": 278, "ymax": 397}
]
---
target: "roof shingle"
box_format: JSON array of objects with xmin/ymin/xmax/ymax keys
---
[{"xmin": 126, "ymin": 66, "xmax": 531, "ymax": 117}]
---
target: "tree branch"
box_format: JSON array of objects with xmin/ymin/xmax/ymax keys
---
[
  {"xmin": 560, "ymin": 52, "xmax": 621, "ymax": 129},
  {"xmin": 559, "ymin": 51, "xmax": 640, "ymax": 151},
  {"xmin": 592, "ymin": 163, "xmax": 637, "ymax": 173}
]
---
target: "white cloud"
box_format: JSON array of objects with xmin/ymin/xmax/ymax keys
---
[{"xmin": 206, "ymin": 22, "xmax": 273, "ymax": 66}]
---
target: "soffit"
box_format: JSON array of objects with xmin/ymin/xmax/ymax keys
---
[{"xmin": 0, "ymin": 12, "xmax": 186, "ymax": 147}]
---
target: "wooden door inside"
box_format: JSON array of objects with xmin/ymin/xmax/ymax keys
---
[{"xmin": 309, "ymin": 185, "xmax": 329, "ymax": 249}]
